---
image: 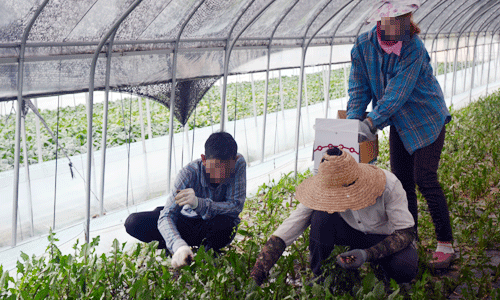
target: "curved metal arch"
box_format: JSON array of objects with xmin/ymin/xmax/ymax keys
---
[
  {"xmin": 421, "ymin": 1, "xmax": 458, "ymax": 41},
  {"xmin": 439, "ymin": 1, "xmax": 496, "ymax": 97},
  {"xmin": 428, "ymin": 0, "xmax": 484, "ymax": 63},
  {"xmin": 99, "ymin": 28, "xmax": 118, "ymax": 218},
  {"xmin": 300, "ymin": 0, "xmax": 333, "ymax": 45},
  {"xmin": 467, "ymin": 4, "xmax": 500, "ymax": 100},
  {"xmin": 220, "ymin": 0, "xmax": 277, "ymax": 132},
  {"xmin": 259, "ymin": 0, "xmax": 300, "ymax": 162},
  {"xmin": 166, "ymin": 0, "xmax": 207, "ymax": 192},
  {"xmin": 322, "ymin": 0, "xmax": 363, "ymax": 119},
  {"xmin": 12, "ymin": 0, "xmax": 50, "ymax": 247},
  {"xmin": 483, "ymin": 15, "xmax": 500, "ymax": 94},
  {"xmin": 451, "ymin": 3, "xmax": 500, "ymax": 98},
  {"xmin": 86, "ymin": 0, "xmax": 144, "ymax": 244},
  {"xmin": 293, "ymin": 0, "xmax": 359, "ymax": 176},
  {"xmin": 136, "ymin": 0, "xmax": 176, "ymax": 39}
]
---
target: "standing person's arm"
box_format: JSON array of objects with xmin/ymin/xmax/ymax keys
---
[
  {"xmin": 193, "ymin": 155, "xmax": 246, "ymax": 220},
  {"xmin": 366, "ymin": 44, "xmax": 426, "ymax": 128},
  {"xmin": 347, "ymin": 42, "xmax": 374, "ymax": 120}
]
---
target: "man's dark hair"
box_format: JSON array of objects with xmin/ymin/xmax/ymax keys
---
[{"xmin": 205, "ymin": 132, "xmax": 237, "ymax": 160}]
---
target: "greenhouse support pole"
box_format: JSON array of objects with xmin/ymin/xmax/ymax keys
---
[
  {"xmin": 87, "ymin": 0, "xmax": 143, "ymax": 244},
  {"xmin": 495, "ymin": 39, "xmax": 500, "ymax": 80},
  {"xmin": 145, "ymin": 99, "xmax": 153, "ymax": 139},
  {"xmin": 469, "ymin": 35, "xmax": 479, "ymax": 102},
  {"xmin": 261, "ymin": 0, "xmax": 297, "ymax": 159},
  {"xmin": 443, "ymin": 36, "xmax": 450, "ymax": 98},
  {"xmin": 251, "ymin": 74, "xmax": 259, "ymax": 147},
  {"xmin": 294, "ymin": 49, "xmax": 306, "ymax": 176},
  {"xmin": 34, "ymin": 99, "xmax": 43, "ymax": 164},
  {"xmin": 293, "ymin": 0, "xmax": 353, "ymax": 177},
  {"xmin": 486, "ymin": 33, "xmax": 495, "ymax": 94},
  {"xmin": 279, "ymin": 70, "xmax": 287, "ymax": 145},
  {"xmin": 138, "ymin": 97, "xmax": 147, "ymax": 153},
  {"xmin": 222, "ymin": 0, "xmax": 275, "ymax": 133},
  {"xmin": 464, "ymin": 33, "xmax": 471, "ymax": 91},
  {"xmin": 480, "ymin": 33, "xmax": 487, "ymax": 86},
  {"xmin": 324, "ymin": 47, "xmax": 333, "ymax": 119},
  {"xmin": 21, "ymin": 115, "xmax": 34, "ymax": 237},
  {"xmin": 166, "ymin": 0, "xmax": 206, "ymax": 192},
  {"xmin": 260, "ymin": 48, "xmax": 271, "ymax": 162},
  {"xmin": 138, "ymin": 96, "xmax": 151, "ymax": 198},
  {"xmin": 99, "ymin": 30, "xmax": 116, "ymax": 216},
  {"xmin": 12, "ymin": 0, "xmax": 49, "ymax": 247},
  {"xmin": 451, "ymin": 35, "xmax": 462, "ymax": 102}
]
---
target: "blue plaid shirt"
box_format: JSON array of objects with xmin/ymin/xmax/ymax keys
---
[
  {"xmin": 158, "ymin": 154, "xmax": 246, "ymax": 253},
  {"xmin": 347, "ymin": 26, "xmax": 451, "ymax": 155}
]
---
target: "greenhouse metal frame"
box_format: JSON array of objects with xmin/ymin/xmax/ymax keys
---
[{"xmin": 1, "ymin": 0, "xmax": 500, "ymax": 247}]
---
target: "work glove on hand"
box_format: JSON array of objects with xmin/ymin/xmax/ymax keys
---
[
  {"xmin": 171, "ymin": 245, "xmax": 194, "ymax": 268},
  {"xmin": 358, "ymin": 118, "xmax": 377, "ymax": 143},
  {"xmin": 175, "ymin": 188, "xmax": 198, "ymax": 209},
  {"xmin": 250, "ymin": 236, "xmax": 286, "ymax": 286},
  {"xmin": 336, "ymin": 249, "xmax": 368, "ymax": 270}
]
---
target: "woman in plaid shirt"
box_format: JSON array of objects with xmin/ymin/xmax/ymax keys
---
[{"xmin": 346, "ymin": 0, "xmax": 454, "ymax": 269}]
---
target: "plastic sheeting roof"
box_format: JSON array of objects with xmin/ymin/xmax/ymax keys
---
[{"xmin": 2, "ymin": 0, "xmax": 500, "ymax": 103}]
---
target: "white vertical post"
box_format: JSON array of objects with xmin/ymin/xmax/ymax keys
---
[
  {"xmin": 85, "ymin": 93, "xmax": 98, "ymax": 201},
  {"xmin": 443, "ymin": 36, "xmax": 450, "ymax": 98},
  {"xmin": 279, "ymin": 70, "xmax": 287, "ymax": 150},
  {"xmin": 33, "ymin": 99, "xmax": 43, "ymax": 164},
  {"xmin": 250, "ymin": 74, "xmax": 259, "ymax": 146},
  {"xmin": 144, "ymin": 98, "xmax": 152, "ymax": 140},
  {"xmin": 343, "ymin": 63, "xmax": 348, "ymax": 110},
  {"xmin": 138, "ymin": 97, "xmax": 147, "ymax": 153},
  {"xmin": 21, "ymin": 114, "xmax": 34, "ymax": 237},
  {"xmin": 138, "ymin": 96, "xmax": 151, "ymax": 198},
  {"xmin": 184, "ymin": 124, "xmax": 191, "ymax": 162}
]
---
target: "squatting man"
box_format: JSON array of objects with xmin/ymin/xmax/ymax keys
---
[{"xmin": 125, "ymin": 132, "xmax": 246, "ymax": 268}]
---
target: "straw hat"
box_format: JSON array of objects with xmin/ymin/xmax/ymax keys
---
[{"xmin": 296, "ymin": 147, "xmax": 386, "ymax": 213}]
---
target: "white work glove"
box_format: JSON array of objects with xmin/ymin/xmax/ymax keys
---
[
  {"xmin": 358, "ymin": 119, "xmax": 377, "ymax": 143},
  {"xmin": 171, "ymin": 245, "xmax": 194, "ymax": 268},
  {"xmin": 175, "ymin": 188, "xmax": 199, "ymax": 209}
]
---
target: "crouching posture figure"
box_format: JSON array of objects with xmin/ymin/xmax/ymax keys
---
[
  {"xmin": 125, "ymin": 132, "xmax": 246, "ymax": 268},
  {"xmin": 251, "ymin": 147, "xmax": 418, "ymax": 286}
]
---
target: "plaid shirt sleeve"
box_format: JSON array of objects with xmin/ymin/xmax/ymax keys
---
[
  {"xmin": 347, "ymin": 40, "xmax": 373, "ymax": 121},
  {"xmin": 367, "ymin": 44, "xmax": 425, "ymax": 128},
  {"xmin": 194, "ymin": 154, "xmax": 246, "ymax": 220},
  {"xmin": 157, "ymin": 167, "xmax": 196, "ymax": 254}
]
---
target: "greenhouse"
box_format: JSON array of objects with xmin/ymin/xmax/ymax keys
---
[{"xmin": 1, "ymin": 0, "xmax": 500, "ymax": 298}]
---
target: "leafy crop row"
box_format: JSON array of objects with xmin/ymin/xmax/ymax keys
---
[
  {"xmin": 1, "ymin": 89, "xmax": 499, "ymax": 299},
  {"xmin": 0, "ymin": 68, "xmax": 348, "ymax": 172}
]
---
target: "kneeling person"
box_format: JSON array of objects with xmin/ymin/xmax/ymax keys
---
[
  {"xmin": 251, "ymin": 147, "xmax": 418, "ymax": 285},
  {"xmin": 125, "ymin": 132, "xmax": 246, "ymax": 268}
]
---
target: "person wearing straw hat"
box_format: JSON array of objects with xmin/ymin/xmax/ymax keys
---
[
  {"xmin": 347, "ymin": 0, "xmax": 454, "ymax": 269},
  {"xmin": 250, "ymin": 147, "xmax": 418, "ymax": 286}
]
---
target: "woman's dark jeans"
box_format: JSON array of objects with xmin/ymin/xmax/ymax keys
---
[
  {"xmin": 124, "ymin": 206, "xmax": 238, "ymax": 253},
  {"xmin": 309, "ymin": 211, "xmax": 418, "ymax": 284},
  {"xmin": 390, "ymin": 125, "xmax": 453, "ymax": 242}
]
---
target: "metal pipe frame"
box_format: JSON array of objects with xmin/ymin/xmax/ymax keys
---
[
  {"xmin": 221, "ymin": 0, "xmax": 276, "ymax": 132},
  {"xmin": 324, "ymin": 0, "xmax": 363, "ymax": 119},
  {"xmin": 98, "ymin": 29, "xmax": 117, "ymax": 217},
  {"xmin": 12, "ymin": 0, "xmax": 49, "ymax": 247},
  {"xmin": 86, "ymin": 0, "xmax": 144, "ymax": 244},
  {"xmin": 444, "ymin": 0, "xmax": 498, "ymax": 101},
  {"xmin": 166, "ymin": 0, "xmax": 206, "ymax": 192},
  {"xmin": 260, "ymin": 0, "xmax": 299, "ymax": 163},
  {"xmin": 468, "ymin": 7, "xmax": 500, "ymax": 102},
  {"xmin": 294, "ymin": 0, "xmax": 358, "ymax": 176},
  {"xmin": 428, "ymin": 0, "xmax": 479, "ymax": 77}
]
